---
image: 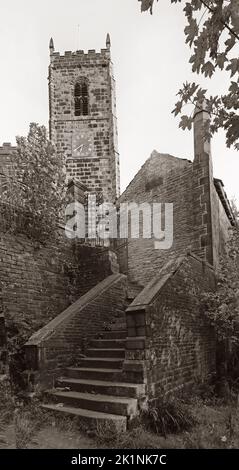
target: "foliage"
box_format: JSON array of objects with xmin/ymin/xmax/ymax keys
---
[
  {"xmin": 14, "ymin": 410, "xmax": 37, "ymax": 449},
  {"xmin": 0, "ymin": 375, "xmax": 15, "ymax": 446},
  {"xmin": 202, "ymin": 226, "xmax": 239, "ymax": 345},
  {"xmin": 230, "ymin": 197, "xmax": 239, "ymax": 220},
  {"xmin": 139, "ymin": 0, "xmax": 239, "ymax": 149},
  {"xmin": 0, "ymin": 123, "xmax": 66, "ymax": 242},
  {"xmin": 141, "ymin": 396, "xmax": 197, "ymax": 436},
  {"xmin": 0, "ymin": 375, "xmax": 15, "ymax": 423},
  {"xmin": 96, "ymin": 422, "xmax": 162, "ymax": 448}
]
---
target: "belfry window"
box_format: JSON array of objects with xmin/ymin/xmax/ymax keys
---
[{"xmin": 74, "ymin": 81, "xmax": 89, "ymax": 116}]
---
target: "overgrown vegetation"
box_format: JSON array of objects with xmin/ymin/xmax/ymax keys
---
[
  {"xmin": 0, "ymin": 123, "xmax": 66, "ymax": 243},
  {"xmin": 0, "ymin": 381, "xmax": 239, "ymax": 449},
  {"xmin": 96, "ymin": 422, "xmax": 163, "ymax": 449},
  {"xmin": 141, "ymin": 396, "xmax": 197, "ymax": 437},
  {"xmin": 201, "ymin": 226, "xmax": 239, "ymax": 389}
]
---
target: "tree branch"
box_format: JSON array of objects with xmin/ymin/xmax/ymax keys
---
[{"xmin": 199, "ymin": 0, "xmax": 239, "ymax": 41}]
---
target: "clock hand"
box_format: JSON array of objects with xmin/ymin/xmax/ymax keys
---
[{"xmin": 74, "ymin": 144, "xmax": 84, "ymax": 154}]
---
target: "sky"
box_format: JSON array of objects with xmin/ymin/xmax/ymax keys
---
[{"xmin": 0, "ymin": 0, "xmax": 238, "ymax": 202}]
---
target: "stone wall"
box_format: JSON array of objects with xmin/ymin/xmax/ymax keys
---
[
  {"xmin": 0, "ymin": 314, "xmax": 7, "ymax": 374},
  {"xmin": 124, "ymin": 254, "xmax": 216, "ymax": 397},
  {"xmin": 211, "ymin": 183, "xmax": 232, "ymax": 269},
  {"xmin": 119, "ymin": 147, "xmax": 232, "ymax": 286},
  {"xmin": 119, "ymin": 152, "xmax": 194, "ymax": 286},
  {"xmin": 49, "ymin": 46, "xmax": 120, "ymax": 202},
  {"xmin": 0, "ymin": 227, "xmax": 118, "ymax": 342},
  {"xmin": 25, "ymin": 273, "xmax": 127, "ymax": 389},
  {"xmin": 0, "ymin": 143, "xmax": 15, "ymax": 190}
]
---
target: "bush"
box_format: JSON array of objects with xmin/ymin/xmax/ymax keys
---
[{"xmin": 141, "ymin": 396, "xmax": 197, "ymax": 437}]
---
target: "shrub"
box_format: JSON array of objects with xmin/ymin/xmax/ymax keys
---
[
  {"xmin": 0, "ymin": 123, "xmax": 66, "ymax": 243},
  {"xmin": 141, "ymin": 396, "xmax": 197, "ymax": 437}
]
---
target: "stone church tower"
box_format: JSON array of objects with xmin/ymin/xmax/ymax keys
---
[{"xmin": 48, "ymin": 35, "xmax": 120, "ymax": 202}]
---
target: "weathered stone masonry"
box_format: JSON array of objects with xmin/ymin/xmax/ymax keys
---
[
  {"xmin": 49, "ymin": 36, "xmax": 120, "ymax": 202},
  {"xmin": 119, "ymin": 105, "xmax": 234, "ymax": 286},
  {"xmin": 0, "ymin": 38, "xmax": 235, "ymax": 427},
  {"xmin": 25, "ymin": 273, "xmax": 127, "ymax": 389},
  {"xmin": 0, "ymin": 227, "xmax": 118, "ymax": 340},
  {"xmin": 125, "ymin": 254, "xmax": 216, "ymax": 397}
]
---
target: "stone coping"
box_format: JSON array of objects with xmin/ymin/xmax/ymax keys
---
[
  {"xmin": 26, "ymin": 272, "xmax": 125, "ymax": 347},
  {"xmin": 127, "ymin": 252, "xmax": 214, "ymax": 312}
]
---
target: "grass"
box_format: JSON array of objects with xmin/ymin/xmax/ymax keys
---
[
  {"xmin": 1, "ymin": 400, "xmax": 239, "ymax": 449},
  {"xmin": 1, "ymin": 375, "xmax": 239, "ymax": 449}
]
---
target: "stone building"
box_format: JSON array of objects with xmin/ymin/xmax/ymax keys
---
[
  {"xmin": 0, "ymin": 36, "xmax": 236, "ymax": 431},
  {"xmin": 48, "ymin": 35, "xmax": 120, "ymax": 203},
  {"xmin": 118, "ymin": 104, "xmax": 235, "ymax": 287}
]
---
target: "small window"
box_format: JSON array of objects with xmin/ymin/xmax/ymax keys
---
[{"xmin": 74, "ymin": 80, "xmax": 89, "ymax": 116}]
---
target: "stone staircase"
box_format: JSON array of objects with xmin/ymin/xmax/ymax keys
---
[{"xmin": 42, "ymin": 285, "xmax": 145, "ymax": 431}]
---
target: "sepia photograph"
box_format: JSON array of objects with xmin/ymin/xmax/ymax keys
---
[{"xmin": 0, "ymin": 0, "xmax": 239, "ymax": 465}]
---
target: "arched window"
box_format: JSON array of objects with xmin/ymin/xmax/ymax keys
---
[{"xmin": 74, "ymin": 80, "xmax": 89, "ymax": 116}]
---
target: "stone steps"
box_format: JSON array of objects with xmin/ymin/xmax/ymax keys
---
[
  {"xmin": 86, "ymin": 348, "xmax": 125, "ymax": 358},
  {"xmin": 65, "ymin": 367, "xmax": 123, "ymax": 382},
  {"xmin": 42, "ymin": 404, "xmax": 127, "ymax": 432},
  {"xmin": 90, "ymin": 338, "xmax": 125, "ymax": 349},
  {"xmin": 78, "ymin": 357, "xmax": 124, "ymax": 369},
  {"xmin": 42, "ymin": 292, "xmax": 144, "ymax": 430},
  {"xmin": 56, "ymin": 377, "xmax": 144, "ymax": 398},
  {"xmin": 99, "ymin": 330, "xmax": 127, "ymax": 340},
  {"xmin": 109, "ymin": 322, "xmax": 127, "ymax": 331},
  {"xmin": 47, "ymin": 390, "xmax": 138, "ymax": 416}
]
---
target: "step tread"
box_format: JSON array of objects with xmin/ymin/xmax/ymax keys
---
[
  {"xmin": 67, "ymin": 367, "xmax": 121, "ymax": 373},
  {"xmin": 50, "ymin": 390, "xmax": 137, "ymax": 405},
  {"xmin": 58, "ymin": 378, "xmax": 140, "ymax": 388},
  {"xmin": 81, "ymin": 358, "xmax": 123, "ymax": 362},
  {"xmin": 101, "ymin": 330, "xmax": 127, "ymax": 333},
  {"xmin": 42, "ymin": 404, "xmax": 127, "ymax": 422},
  {"xmin": 94, "ymin": 338, "xmax": 126, "ymax": 342},
  {"xmin": 87, "ymin": 349, "xmax": 124, "ymax": 352}
]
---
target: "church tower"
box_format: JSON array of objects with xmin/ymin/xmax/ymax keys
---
[{"xmin": 48, "ymin": 35, "xmax": 120, "ymax": 202}]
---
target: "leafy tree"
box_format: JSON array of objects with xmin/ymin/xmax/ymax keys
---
[
  {"xmin": 230, "ymin": 197, "xmax": 239, "ymax": 220},
  {"xmin": 139, "ymin": 0, "xmax": 239, "ymax": 149},
  {"xmin": 201, "ymin": 225, "xmax": 239, "ymax": 389},
  {"xmin": 203, "ymin": 226, "xmax": 239, "ymax": 345},
  {"xmin": 0, "ymin": 123, "xmax": 66, "ymax": 242}
]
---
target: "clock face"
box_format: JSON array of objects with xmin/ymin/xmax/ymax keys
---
[{"xmin": 72, "ymin": 132, "xmax": 93, "ymax": 158}]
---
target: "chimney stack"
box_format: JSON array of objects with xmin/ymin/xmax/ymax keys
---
[{"xmin": 193, "ymin": 100, "xmax": 211, "ymax": 162}]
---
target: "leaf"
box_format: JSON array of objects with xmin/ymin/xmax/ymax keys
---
[
  {"xmin": 140, "ymin": 0, "xmax": 155, "ymax": 14},
  {"xmin": 201, "ymin": 61, "xmax": 215, "ymax": 78},
  {"xmin": 184, "ymin": 18, "xmax": 198, "ymax": 47},
  {"xmin": 183, "ymin": 2, "xmax": 193, "ymax": 20},
  {"xmin": 225, "ymin": 35, "xmax": 236, "ymax": 53},
  {"xmin": 196, "ymin": 88, "xmax": 207, "ymax": 102},
  {"xmin": 172, "ymin": 101, "xmax": 183, "ymax": 116},
  {"xmin": 225, "ymin": 116, "xmax": 239, "ymax": 147},
  {"xmin": 179, "ymin": 115, "xmax": 193, "ymax": 130},
  {"xmin": 226, "ymin": 59, "xmax": 239, "ymax": 78},
  {"xmin": 229, "ymin": 81, "xmax": 239, "ymax": 95},
  {"xmin": 216, "ymin": 53, "xmax": 227, "ymax": 70},
  {"xmin": 231, "ymin": 0, "xmax": 239, "ymax": 34}
]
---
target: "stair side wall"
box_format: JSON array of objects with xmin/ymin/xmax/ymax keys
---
[
  {"xmin": 25, "ymin": 273, "xmax": 127, "ymax": 390},
  {"xmin": 0, "ymin": 227, "xmax": 118, "ymax": 339},
  {"xmin": 125, "ymin": 254, "xmax": 216, "ymax": 400}
]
